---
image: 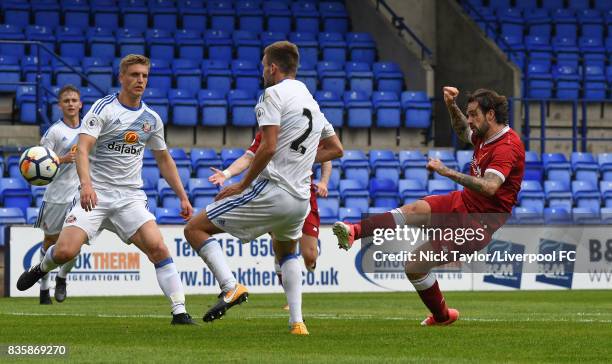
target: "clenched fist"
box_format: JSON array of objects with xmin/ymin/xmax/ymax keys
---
[{"xmin": 443, "ymin": 86, "xmax": 459, "ymax": 106}]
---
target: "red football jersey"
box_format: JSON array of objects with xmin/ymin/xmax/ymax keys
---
[{"xmin": 461, "ymin": 126, "xmax": 525, "ymax": 213}]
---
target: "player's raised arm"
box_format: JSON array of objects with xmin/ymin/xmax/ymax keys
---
[
  {"xmin": 76, "ymin": 133, "xmax": 97, "ymax": 211},
  {"xmin": 444, "ymin": 86, "xmax": 471, "ymax": 144},
  {"xmin": 153, "ymin": 149, "xmax": 193, "ymax": 220}
]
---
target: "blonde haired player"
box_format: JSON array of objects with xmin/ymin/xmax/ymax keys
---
[
  {"xmin": 18, "ymin": 55, "xmax": 196, "ymax": 325},
  {"xmin": 35, "ymin": 84, "xmax": 82, "ymax": 304}
]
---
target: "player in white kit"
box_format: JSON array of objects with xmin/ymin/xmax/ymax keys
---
[
  {"xmin": 35, "ymin": 85, "xmax": 82, "ymax": 305},
  {"xmin": 17, "ymin": 55, "xmax": 196, "ymax": 325},
  {"xmin": 184, "ymin": 41, "xmax": 343, "ymax": 335}
]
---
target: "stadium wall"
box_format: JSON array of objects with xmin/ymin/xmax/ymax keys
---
[
  {"xmin": 434, "ymin": 0, "xmax": 522, "ymax": 147},
  {"xmin": 6, "ymin": 226, "xmax": 611, "ymax": 297}
]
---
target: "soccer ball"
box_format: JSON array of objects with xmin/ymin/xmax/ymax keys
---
[{"xmin": 19, "ymin": 146, "xmax": 60, "ymax": 186}]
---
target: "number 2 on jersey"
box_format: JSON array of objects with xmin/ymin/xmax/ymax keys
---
[{"xmin": 290, "ymin": 108, "xmax": 312, "ymax": 154}]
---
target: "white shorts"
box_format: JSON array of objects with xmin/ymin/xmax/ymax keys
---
[
  {"xmin": 63, "ymin": 189, "xmax": 156, "ymax": 243},
  {"xmin": 35, "ymin": 201, "xmax": 73, "ymax": 235},
  {"xmin": 205, "ymin": 179, "xmax": 310, "ymax": 243}
]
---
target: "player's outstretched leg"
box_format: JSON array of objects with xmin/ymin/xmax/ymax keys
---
[{"xmin": 54, "ymin": 257, "xmax": 76, "ymax": 303}]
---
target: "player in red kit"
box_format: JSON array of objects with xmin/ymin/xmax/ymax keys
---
[{"xmin": 333, "ymin": 87, "xmax": 525, "ymax": 326}]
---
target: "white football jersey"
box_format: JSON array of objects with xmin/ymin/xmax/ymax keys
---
[
  {"xmin": 40, "ymin": 119, "xmax": 81, "ymax": 204},
  {"xmin": 255, "ymin": 79, "xmax": 335, "ymax": 199},
  {"xmin": 80, "ymin": 94, "xmax": 166, "ymax": 194}
]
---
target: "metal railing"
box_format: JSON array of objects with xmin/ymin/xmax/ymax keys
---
[
  {"xmin": 0, "ymin": 40, "xmax": 105, "ymax": 126},
  {"xmin": 374, "ymin": 0, "xmax": 433, "ymax": 61}
]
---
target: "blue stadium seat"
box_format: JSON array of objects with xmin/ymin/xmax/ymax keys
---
[
  {"xmin": 158, "ymin": 180, "xmax": 181, "ymax": 209},
  {"xmin": 525, "ymin": 35, "xmax": 553, "ymax": 62},
  {"xmin": 526, "ymin": 62, "xmax": 553, "ymax": 98},
  {"xmin": 237, "ymin": 1, "xmax": 264, "ymax": 33},
  {"xmin": 598, "ymin": 153, "xmax": 612, "ymax": 180},
  {"xmin": 428, "ymin": 149, "xmax": 458, "ymax": 170},
  {"xmin": 168, "ymin": 148, "xmax": 191, "ymax": 186},
  {"xmin": 146, "ymin": 28, "xmax": 175, "ymax": 60},
  {"xmin": 314, "ymin": 165, "xmax": 341, "ymax": 192},
  {"xmin": 399, "ymin": 179, "xmax": 427, "ymax": 204},
  {"xmin": 202, "ymin": 60, "xmax": 232, "ymax": 93},
  {"xmin": 80, "ymin": 87, "xmax": 104, "ymax": 114},
  {"xmin": 83, "ymin": 57, "xmax": 113, "ymax": 91},
  {"xmin": 428, "ymin": 179, "xmax": 455, "ymax": 195},
  {"xmin": 6, "ymin": 155, "xmax": 22, "ymax": 179},
  {"xmin": 601, "ymin": 181, "xmax": 612, "ymax": 207},
  {"xmin": 296, "ymin": 61, "xmax": 318, "ymax": 94},
  {"xmin": 512, "ymin": 207, "xmax": 544, "ymax": 224},
  {"xmin": 518, "ymin": 180, "xmax": 545, "ymax": 213},
  {"xmin": 221, "ymin": 148, "xmax": 246, "ymax": 169},
  {"xmin": 156, "ymin": 207, "xmax": 185, "ymax": 224},
  {"xmin": 554, "ymin": 64, "xmax": 581, "ymax": 100},
  {"xmin": 572, "ymin": 207, "xmax": 600, "ymax": 224},
  {"xmin": 318, "ymin": 197, "xmax": 340, "ymax": 218},
  {"xmin": 290, "ymin": 32, "xmax": 319, "ymax": 65},
  {"xmin": 169, "ymin": 89, "xmax": 198, "ymax": 126},
  {"xmin": 292, "ymin": 1, "xmax": 320, "ymax": 33},
  {"xmin": 26, "ymin": 207, "xmax": 40, "ymax": 225},
  {"xmin": 148, "ymin": 59, "xmax": 173, "ymax": 91},
  {"xmin": 320, "ymin": 1, "xmax": 349, "ymax": 33},
  {"xmin": 179, "ymin": 3, "xmax": 207, "ymax": 31},
  {"xmin": 143, "ymin": 88, "xmax": 169, "ymax": 123},
  {"xmin": 346, "ymin": 32, "xmax": 376, "ymax": 63},
  {"xmin": 319, "ymin": 32, "xmax": 347, "ymax": 63},
  {"xmin": 568, "ymin": 0, "xmax": 590, "ymax": 10},
  {"xmin": 572, "ymin": 180, "xmax": 600, "ymax": 211},
  {"xmin": 0, "ymin": 55, "xmax": 23, "ymax": 94},
  {"xmin": 370, "ymin": 178, "xmax": 399, "ymax": 208},
  {"xmin": 120, "ymin": 3, "xmax": 149, "ymax": 30},
  {"xmin": 544, "ymin": 206, "xmax": 571, "ymax": 224},
  {"xmin": 340, "ymin": 179, "xmax": 369, "ymax": 212},
  {"xmin": 92, "ymin": 2, "xmax": 119, "ymax": 29},
  {"xmin": 602, "ymin": 207, "xmax": 612, "ymax": 224},
  {"xmin": 199, "ymin": 89, "xmax": 228, "ymax": 126},
  {"xmin": 88, "ymin": 27, "xmax": 117, "ymax": 60},
  {"xmin": 552, "ymin": 9, "xmax": 578, "ymax": 39},
  {"xmin": 595, "ymin": 0, "xmax": 612, "ymax": 10},
  {"xmin": 344, "ymin": 91, "xmax": 372, "ymax": 128},
  {"xmin": 205, "ymin": 30, "xmax": 233, "ymax": 61},
  {"xmin": 234, "ymin": 30, "xmax": 262, "ymax": 60},
  {"xmin": 63, "ymin": 0, "xmax": 90, "ymax": 28},
  {"xmin": 22, "ymin": 56, "xmax": 52, "ymax": 88},
  {"xmin": 346, "ymin": 62, "xmax": 374, "ymax": 96},
  {"xmin": 338, "ymin": 207, "xmax": 362, "ymax": 223},
  {"xmin": 545, "ymin": 180, "xmax": 572, "ymax": 210},
  {"xmin": 373, "ymin": 62, "xmax": 403, "ymax": 93},
  {"xmin": 189, "ymin": 178, "xmax": 219, "ymax": 207},
  {"xmin": 583, "ymin": 64, "xmax": 607, "ymax": 100},
  {"xmin": 401, "ymin": 91, "xmax": 431, "ymax": 128},
  {"xmin": 209, "ymin": 0, "xmax": 235, "ymax": 32},
  {"xmin": 191, "ymin": 148, "xmax": 222, "ymax": 177},
  {"xmin": 0, "ymin": 24, "xmax": 25, "ymax": 58},
  {"xmin": 524, "ymin": 150, "xmax": 544, "ymax": 181},
  {"xmin": 176, "ymin": 29, "xmax": 205, "ymax": 60},
  {"xmin": 232, "ymin": 60, "xmax": 260, "ymax": 93},
  {"xmin": 340, "ymin": 150, "xmax": 369, "ymax": 169},
  {"xmin": 1, "ymin": 2, "xmax": 29, "ymax": 27},
  {"xmin": 173, "ymin": 59, "xmax": 202, "ymax": 93},
  {"xmin": 228, "ymin": 89, "xmax": 257, "ymax": 127},
  {"xmin": 260, "ymin": 31, "xmax": 287, "ymax": 47},
  {"xmin": 317, "ymin": 61, "xmax": 346, "ymax": 95},
  {"xmin": 372, "ymin": 91, "xmax": 401, "ymax": 128},
  {"xmin": 543, "ymin": 153, "xmax": 571, "ymax": 186},
  {"xmin": 31, "ymin": 185, "xmax": 46, "ymax": 208},
  {"xmin": 142, "ymin": 164, "xmax": 160, "ymax": 190},
  {"xmin": 117, "ymin": 28, "xmax": 146, "ymax": 57},
  {"xmin": 151, "ymin": 0, "xmax": 178, "ymax": 31},
  {"xmin": 456, "ymin": 150, "xmax": 473, "ymax": 174},
  {"xmin": 0, "ymin": 207, "xmax": 26, "ymax": 244},
  {"xmin": 319, "ymin": 206, "xmax": 338, "ymax": 224},
  {"xmin": 57, "ymin": 26, "xmax": 86, "ymax": 59},
  {"xmin": 315, "ymin": 90, "xmax": 343, "ymax": 127},
  {"xmin": 0, "ymin": 178, "xmax": 32, "ymax": 215},
  {"xmin": 263, "ymin": 2, "xmax": 292, "ymax": 33},
  {"xmin": 32, "ymin": 2, "xmax": 60, "ymax": 28},
  {"xmin": 571, "ymin": 152, "xmax": 599, "ymax": 186},
  {"xmin": 399, "ymin": 150, "xmax": 428, "ymax": 186}
]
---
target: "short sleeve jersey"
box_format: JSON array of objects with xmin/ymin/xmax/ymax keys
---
[
  {"xmin": 40, "ymin": 120, "xmax": 81, "ymax": 203},
  {"xmin": 254, "ymin": 79, "xmax": 335, "ymax": 199},
  {"xmin": 80, "ymin": 94, "xmax": 166, "ymax": 192},
  {"xmin": 461, "ymin": 126, "xmax": 525, "ymax": 213}
]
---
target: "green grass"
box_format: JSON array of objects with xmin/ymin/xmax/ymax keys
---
[{"xmin": 1, "ymin": 291, "xmax": 611, "ymax": 363}]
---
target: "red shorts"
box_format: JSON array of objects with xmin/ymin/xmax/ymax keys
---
[
  {"xmin": 302, "ymin": 183, "xmax": 320, "ymax": 238},
  {"xmin": 422, "ymin": 191, "xmax": 503, "ymax": 254}
]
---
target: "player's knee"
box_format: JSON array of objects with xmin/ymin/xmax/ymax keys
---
[
  {"xmin": 302, "ymin": 248, "xmax": 318, "ymax": 268},
  {"xmin": 53, "ymin": 244, "xmax": 78, "ymax": 264},
  {"xmin": 183, "ymin": 222, "xmax": 200, "ymax": 247},
  {"xmin": 146, "ymin": 241, "xmax": 170, "ymax": 263}
]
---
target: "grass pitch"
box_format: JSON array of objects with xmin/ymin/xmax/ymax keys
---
[{"xmin": 1, "ymin": 290, "xmax": 611, "ymax": 363}]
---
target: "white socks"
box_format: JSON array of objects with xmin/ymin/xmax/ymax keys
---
[
  {"xmin": 155, "ymin": 258, "xmax": 186, "ymax": 315},
  {"xmin": 58, "ymin": 257, "xmax": 76, "ymax": 279},
  {"xmin": 198, "ymin": 237, "xmax": 237, "ymax": 292},
  {"xmin": 279, "ymin": 254, "xmax": 302, "ymax": 324},
  {"xmin": 40, "ymin": 246, "xmax": 60, "ymax": 273},
  {"xmin": 39, "ymin": 247, "xmax": 51, "ymax": 290}
]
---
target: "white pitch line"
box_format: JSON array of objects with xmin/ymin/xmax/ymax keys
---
[{"xmin": 2, "ymin": 312, "xmax": 611, "ymax": 324}]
